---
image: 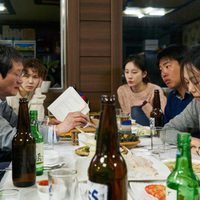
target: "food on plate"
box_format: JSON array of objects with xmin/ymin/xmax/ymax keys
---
[
  {"xmin": 119, "ymin": 133, "xmax": 140, "ymax": 149},
  {"xmin": 164, "ymin": 160, "xmax": 200, "ymax": 176},
  {"xmin": 75, "ymin": 145, "xmax": 128, "ymax": 156},
  {"xmin": 120, "ymin": 140, "xmax": 140, "ymax": 149},
  {"xmin": 145, "ymin": 184, "xmax": 166, "ymax": 200},
  {"xmin": 124, "ymin": 153, "xmax": 159, "ymax": 177},
  {"xmin": 37, "ymin": 179, "xmax": 49, "ymax": 198},
  {"xmin": 136, "ymin": 126, "xmax": 151, "ymax": 136},
  {"xmin": 119, "ymin": 133, "xmax": 139, "ymax": 142},
  {"xmin": 164, "ymin": 160, "xmax": 175, "ymax": 171},
  {"xmin": 38, "ymin": 180, "xmax": 48, "ymax": 186},
  {"xmin": 75, "ymin": 146, "xmax": 90, "ymax": 156}
]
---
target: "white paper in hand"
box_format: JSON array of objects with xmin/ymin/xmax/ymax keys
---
[{"xmin": 47, "ymin": 87, "xmax": 90, "ymax": 121}]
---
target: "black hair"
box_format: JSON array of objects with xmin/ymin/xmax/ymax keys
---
[
  {"xmin": 23, "ymin": 58, "xmax": 46, "ymax": 79},
  {"xmin": 182, "ymin": 45, "xmax": 200, "ymax": 70},
  {"xmin": 123, "ymin": 54, "xmax": 149, "ymax": 83},
  {"xmin": 157, "ymin": 44, "xmax": 188, "ymax": 67},
  {"xmin": 181, "ymin": 45, "xmax": 200, "ymax": 84},
  {"xmin": 0, "ymin": 44, "xmax": 23, "ymax": 78}
]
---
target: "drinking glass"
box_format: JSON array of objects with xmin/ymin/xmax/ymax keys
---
[
  {"xmin": 115, "ymin": 108, "xmax": 122, "ymax": 129},
  {"xmin": 49, "ymin": 168, "xmax": 79, "ymax": 200},
  {"xmin": 150, "ymin": 127, "xmax": 166, "ymax": 157},
  {"xmin": 39, "ymin": 124, "xmax": 55, "ymax": 150},
  {"xmin": 0, "ymin": 189, "xmax": 20, "ymax": 200}
]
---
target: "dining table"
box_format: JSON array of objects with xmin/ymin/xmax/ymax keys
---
[{"xmin": 0, "ymin": 132, "xmax": 199, "ymax": 200}]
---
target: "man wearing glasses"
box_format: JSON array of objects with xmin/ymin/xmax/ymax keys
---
[{"xmin": 0, "ymin": 44, "xmax": 87, "ymax": 179}]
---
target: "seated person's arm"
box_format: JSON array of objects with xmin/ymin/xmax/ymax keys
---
[
  {"xmin": 55, "ymin": 112, "xmax": 88, "ymax": 136},
  {"xmin": 0, "ymin": 101, "xmax": 18, "ymax": 150},
  {"xmin": 163, "ymin": 100, "xmax": 199, "ymax": 145},
  {"xmin": 0, "ymin": 117, "xmax": 17, "ymax": 151}
]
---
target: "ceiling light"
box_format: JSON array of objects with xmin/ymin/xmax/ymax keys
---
[
  {"xmin": 0, "ymin": 3, "xmax": 7, "ymax": 12},
  {"xmin": 123, "ymin": 7, "xmax": 174, "ymax": 18}
]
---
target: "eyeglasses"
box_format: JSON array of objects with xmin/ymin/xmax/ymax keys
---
[{"xmin": 8, "ymin": 71, "xmax": 24, "ymax": 79}]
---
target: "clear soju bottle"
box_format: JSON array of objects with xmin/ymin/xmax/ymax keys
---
[
  {"xmin": 30, "ymin": 110, "xmax": 44, "ymax": 176},
  {"xmin": 166, "ymin": 132, "xmax": 200, "ymax": 199}
]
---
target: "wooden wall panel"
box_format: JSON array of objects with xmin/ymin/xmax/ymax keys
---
[
  {"xmin": 111, "ymin": 0, "xmax": 123, "ymax": 96},
  {"xmin": 44, "ymin": 91, "xmax": 62, "ymax": 115},
  {"xmin": 66, "ymin": 0, "xmax": 80, "ymax": 88},
  {"xmin": 65, "ymin": 0, "xmax": 122, "ymax": 111},
  {"xmin": 85, "ymin": 92, "xmax": 110, "ymax": 111},
  {"xmin": 80, "ymin": 0, "xmax": 111, "ymax": 21},
  {"xmin": 80, "ymin": 57, "xmax": 111, "ymax": 92},
  {"xmin": 80, "ymin": 21, "xmax": 111, "ymax": 56}
]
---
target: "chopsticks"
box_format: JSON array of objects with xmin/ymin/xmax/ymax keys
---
[{"xmin": 75, "ymin": 126, "xmax": 85, "ymax": 133}]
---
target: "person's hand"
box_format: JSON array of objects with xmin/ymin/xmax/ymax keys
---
[
  {"xmin": 191, "ymin": 137, "xmax": 200, "ymax": 155},
  {"xmin": 49, "ymin": 118, "xmax": 61, "ymax": 125},
  {"xmin": 37, "ymin": 78, "xmax": 43, "ymax": 88},
  {"xmin": 55, "ymin": 112, "xmax": 88, "ymax": 135}
]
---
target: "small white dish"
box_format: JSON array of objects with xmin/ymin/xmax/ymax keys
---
[{"xmin": 36, "ymin": 179, "xmax": 49, "ymax": 200}]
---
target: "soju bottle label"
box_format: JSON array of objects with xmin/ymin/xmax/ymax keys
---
[
  {"xmin": 166, "ymin": 187, "xmax": 177, "ymax": 199},
  {"xmin": 36, "ymin": 142, "xmax": 44, "ymax": 171},
  {"xmin": 88, "ymin": 181, "xmax": 108, "ymax": 200}
]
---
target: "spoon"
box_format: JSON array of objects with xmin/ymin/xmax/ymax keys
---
[
  {"xmin": 0, "ymin": 163, "xmax": 66, "ymax": 172},
  {"xmin": 44, "ymin": 162, "xmax": 65, "ymax": 170}
]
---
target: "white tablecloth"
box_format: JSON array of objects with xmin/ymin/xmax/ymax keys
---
[{"xmin": 1, "ymin": 137, "xmax": 196, "ymax": 200}]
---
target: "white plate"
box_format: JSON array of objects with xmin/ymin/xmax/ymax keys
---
[
  {"xmin": 75, "ymin": 151, "xmax": 170, "ymax": 182},
  {"xmin": 124, "ymin": 153, "xmax": 170, "ymax": 181},
  {"xmin": 129, "ymin": 182, "xmax": 166, "ymax": 200}
]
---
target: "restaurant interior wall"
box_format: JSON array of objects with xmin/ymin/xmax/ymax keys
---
[
  {"xmin": 123, "ymin": 0, "xmax": 200, "ymax": 87},
  {"xmin": 0, "ymin": 0, "xmax": 123, "ymax": 112},
  {"xmin": 66, "ymin": 0, "xmax": 123, "ymax": 111}
]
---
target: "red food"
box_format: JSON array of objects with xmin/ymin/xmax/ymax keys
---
[
  {"xmin": 145, "ymin": 184, "xmax": 166, "ymax": 200},
  {"xmin": 38, "ymin": 180, "xmax": 48, "ymax": 186}
]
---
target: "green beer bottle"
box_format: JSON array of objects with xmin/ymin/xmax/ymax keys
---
[
  {"xmin": 30, "ymin": 110, "xmax": 44, "ymax": 176},
  {"xmin": 166, "ymin": 132, "xmax": 200, "ymax": 199}
]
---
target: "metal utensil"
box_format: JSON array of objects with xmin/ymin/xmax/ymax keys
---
[
  {"xmin": 128, "ymin": 177, "xmax": 166, "ymax": 182},
  {"xmin": 44, "ymin": 162, "xmax": 65, "ymax": 170}
]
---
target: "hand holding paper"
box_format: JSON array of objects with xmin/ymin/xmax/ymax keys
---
[{"xmin": 48, "ymin": 87, "xmax": 90, "ymax": 121}]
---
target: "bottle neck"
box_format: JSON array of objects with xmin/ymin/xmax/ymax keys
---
[
  {"xmin": 153, "ymin": 92, "xmax": 161, "ymax": 109},
  {"xmin": 96, "ymin": 103, "xmax": 119, "ymax": 154},
  {"xmin": 30, "ymin": 117, "xmax": 39, "ymax": 135},
  {"xmin": 175, "ymin": 144, "xmax": 192, "ymax": 170},
  {"xmin": 17, "ymin": 100, "xmax": 30, "ymax": 133}
]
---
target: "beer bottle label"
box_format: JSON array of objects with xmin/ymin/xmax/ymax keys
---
[
  {"xmin": 36, "ymin": 142, "xmax": 44, "ymax": 170},
  {"xmin": 88, "ymin": 181, "xmax": 108, "ymax": 200},
  {"xmin": 166, "ymin": 187, "xmax": 177, "ymax": 199}
]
